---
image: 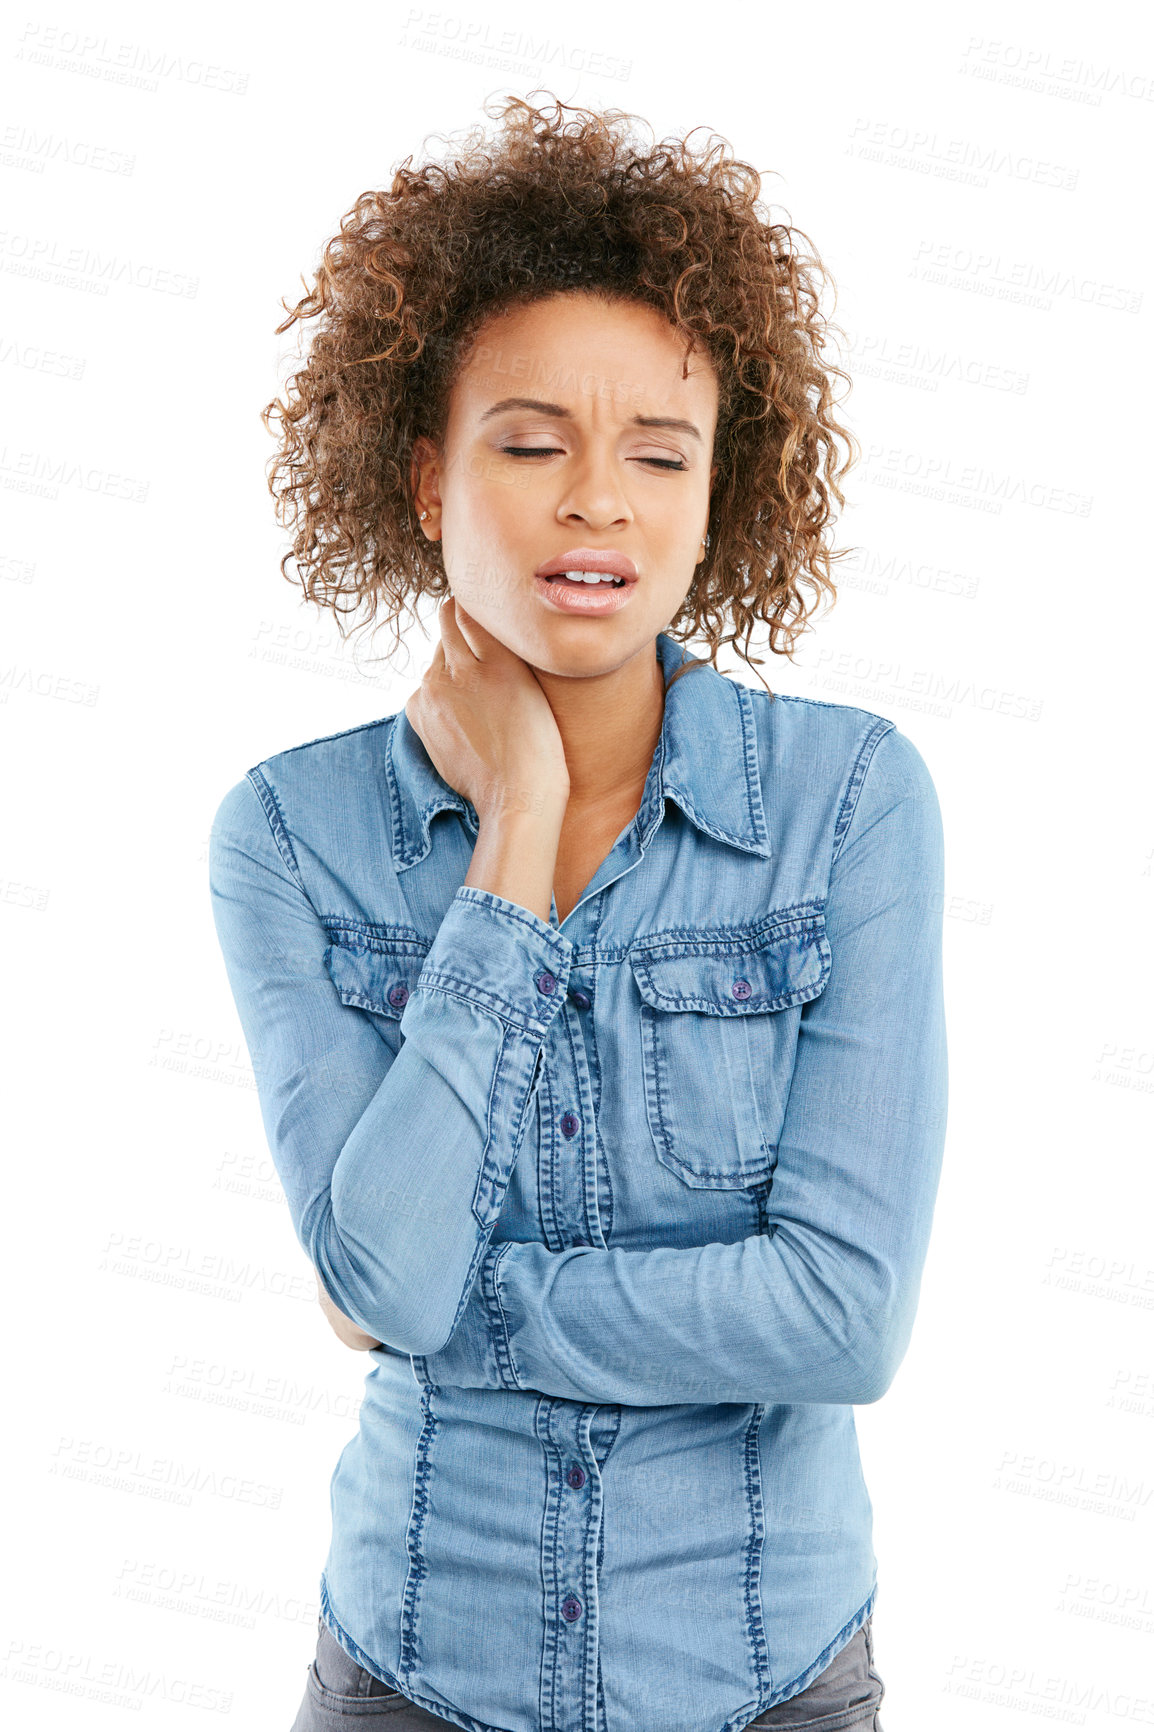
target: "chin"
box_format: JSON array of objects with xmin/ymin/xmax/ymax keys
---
[{"xmin": 523, "ymin": 624, "xmax": 658, "ymax": 681}]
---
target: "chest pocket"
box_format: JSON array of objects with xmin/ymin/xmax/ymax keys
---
[
  {"xmin": 323, "ymin": 926, "xmax": 431, "ymax": 1048},
  {"xmin": 629, "ymin": 908, "xmax": 831, "ymax": 1189}
]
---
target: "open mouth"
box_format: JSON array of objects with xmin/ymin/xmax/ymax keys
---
[
  {"xmin": 533, "ymin": 553, "xmax": 637, "ymax": 610},
  {"xmin": 542, "ymin": 571, "xmax": 628, "ymax": 589}
]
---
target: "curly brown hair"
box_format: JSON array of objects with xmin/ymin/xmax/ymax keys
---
[{"xmin": 263, "ymin": 91, "xmax": 859, "ymax": 690}]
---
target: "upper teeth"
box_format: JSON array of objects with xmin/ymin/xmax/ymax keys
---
[{"xmin": 561, "ymin": 570, "xmax": 621, "ymax": 584}]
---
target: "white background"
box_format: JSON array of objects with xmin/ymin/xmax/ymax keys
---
[{"xmin": 3, "ymin": 0, "xmax": 1152, "ymax": 1726}]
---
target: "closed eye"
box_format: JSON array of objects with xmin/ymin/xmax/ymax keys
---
[{"xmin": 501, "ymin": 446, "xmax": 687, "ymax": 472}]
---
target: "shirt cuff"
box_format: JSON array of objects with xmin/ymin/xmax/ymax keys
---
[
  {"xmin": 404, "ymin": 886, "xmax": 574, "ymax": 1038},
  {"xmin": 482, "ymin": 1239, "xmax": 523, "ymax": 1390},
  {"xmin": 414, "ymin": 1238, "xmax": 522, "ymax": 1391}
]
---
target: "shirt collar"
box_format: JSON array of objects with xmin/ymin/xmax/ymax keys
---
[{"xmin": 384, "ymin": 630, "xmax": 773, "ymax": 870}]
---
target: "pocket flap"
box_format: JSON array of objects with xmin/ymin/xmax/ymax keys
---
[
  {"xmin": 323, "ymin": 930, "xmax": 430, "ymax": 1020},
  {"xmin": 630, "ymin": 911, "xmax": 830, "ymax": 1014}
]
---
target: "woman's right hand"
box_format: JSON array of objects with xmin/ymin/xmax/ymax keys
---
[
  {"xmin": 404, "ymin": 596, "xmax": 570, "ymax": 825},
  {"xmin": 405, "ymin": 598, "xmax": 570, "ymax": 923}
]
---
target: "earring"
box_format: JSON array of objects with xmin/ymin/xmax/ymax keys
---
[{"xmin": 420, "ymin": 510, "xmax": 429, "ymax": 522}]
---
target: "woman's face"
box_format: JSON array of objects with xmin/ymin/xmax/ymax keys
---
[{"xmin": 413, "ymin": 291, "xmax": 719, "ymax": 679}]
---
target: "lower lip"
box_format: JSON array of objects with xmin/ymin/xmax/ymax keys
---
[{"xmin": 533, "ymin": 574, "xmax": 636, "ymax": 615}]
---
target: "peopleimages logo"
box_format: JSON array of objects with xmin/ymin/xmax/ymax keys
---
[
  {"xmin": 857, "ymin": 444, "xmax": 1092, "ymax": 516},
  {"xmin": 0, "ymin": 230, "xmax": 198, "ymax": 297},
  {"xmin": 808, "ymin": 650, "xmax": 1045, "ymax": 723},
  {"xmin": 3, "ymin": 1636, "xmax": 234, "ymax": 1714},
  {"xmin": 847, "ymin": 115, "xmax": 1079, "ymax": 190},
  {"xmin": 959, "ymin": 35, "xmax": 1154, "ymax": 105},
  {"xmin": 15, "ymin": 22, "xmax": 250, "ymax": 95},
  {"xmin": 0, "ymin": 121, "xmax": 135, "ymax": 175},
  {"xmin": 944, "ymin": 1652, "xmax": 1154, "ymax": 1721},
  {"xmin": 911, "ymin": 238, "xmax": 1142, "ymax": 314}
]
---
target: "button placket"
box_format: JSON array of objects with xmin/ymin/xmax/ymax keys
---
[
  {"xmin": 536, "ymin": 963, "xmax": 602, "ymax": 1255},
  {"xmin": 562, "ymin": 984, "xmax": 587, "ymax": 1148},
  {"xmin": 540, "ymin": 1404, "xmax": 601, "ymax": 1717},
  {"xmin": 533, "ymin": 954, "xmax": 603, "ymax": 1721}
]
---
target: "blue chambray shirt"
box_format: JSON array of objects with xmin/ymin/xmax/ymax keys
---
[{"xmin": 208, "ymin": 630, "xmax": 948, "ymax": 1732}]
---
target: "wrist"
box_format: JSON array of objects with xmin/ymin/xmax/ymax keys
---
[
  {"xmin": 473, "ymin": 777, "xmax": 569, "ymax": 826},
  {"xmin": 464, "ymin": 804, "xmax": 565, "ymax": 924}
]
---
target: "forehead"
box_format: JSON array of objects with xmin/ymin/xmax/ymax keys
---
[{"xmin": 453, "ymin": 291, "xmax": 718, "ymax": 417}]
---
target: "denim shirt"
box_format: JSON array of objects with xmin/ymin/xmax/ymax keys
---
[{"xmin": 208, "ymin": 630, "xmax": 948, "ymax": 1732}]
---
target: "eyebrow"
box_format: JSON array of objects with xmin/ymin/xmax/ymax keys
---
[{"xmin": 478, "ymin": 397, "xmax": 703, "ymax": 444}]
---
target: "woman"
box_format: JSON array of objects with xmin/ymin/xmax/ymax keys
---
[{"xmin": 209, "ymin": 94, "xmax": 947, "ymax": 1732}]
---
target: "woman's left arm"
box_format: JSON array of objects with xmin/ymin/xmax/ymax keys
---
[{"xmin": 420, "ymin": 726, "xmax": 949, "ymax": 1407}]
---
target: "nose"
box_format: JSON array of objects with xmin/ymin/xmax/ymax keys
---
[{"xmin": 555, "ymin": 439, "xmax": 633, "ymax": 532}]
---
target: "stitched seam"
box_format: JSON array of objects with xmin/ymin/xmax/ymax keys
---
[
  {"xmin": 742, "ymin": 1404, "xmax": 772, "ymax": 1696},
  {"xmin": 411, "ymin": 976, "xmax": 561, "ymax": 1039},
  {"xmin": 317, "ymin": 1584, "xmax": 407, "ymax": 1696},
  {"xmin": 384, "ymin": 713, "xmax": 415, "ymax": 868},
  {"xmin": 470, "ymin": 1024, "xmax": 512, "ymax": 1232},
  {"xmin": 630, "ymin": 926, "xmax": 832, "ymax": 1017},
  {"xmin": 452, "ymin": 885, "xmax": 574, "ymax": 961},
  {"xmin": 630, "ymin": 962, "xmax": 828, "ymax": 1011},
  {"xmin": 662, "ymin": 809, "xmax": 772, "ymax": 854},
  {"xmin": 632, "ymin": 975, "xmax": 828, "ymax": 1016},
  {"xmin": 482, "ymin": 1241, "xmax": 520, "ymax": 1389},
  {"xmin": 641, "ymin": 1014, "xmax": 773, "ymax": 1182},
  {"xmin": 759, "ymin": 1589, "xmax": 877, "ymax": 1712},
  {"xmin": 420, "ymin": 793, "xmax": 472, "ymax": 827},
  {"xmin": 631, "ymin": 899, "xmax": 827, "ymax": 950},
  {"xmin": 736, "ymin": 682, "xmax": 771, "ymax": 847},
  {"xmin": 329, "ymin": 986, "xmax": 403, "ymax": 1019},
  {"xmin": 397, "ymin": 1386, "xmax": 437, "ymax": 1683},
  {"xmin": 642, "ymin": 1005, "xmax": 674, "ymax": 1171},
  {"xmin": 770, "ymin": 692, "xmax": 896, "ymax": 726},
  {"xmin": 831, "ymin": 720, "xmax": 895, "ymax": 868},
  {"xmin": 637, "ymin": 716, "xmax": 668, "ymax": 844},
  {"xmin": 581, "ymin": 928, "xmax": 614, "ymax": 1243},
  {"xmin": 385, "ymin": 720, "xmax": 475, "ymax": 869},
  {"xmin": 443, "ymin": 1227, "xmax": 494, "ymax": 1341},
  {"xmin": 245, "ymin": 767, "xmax": 308, "ymax": 895},
  {"xmin": 317, "ymin": 918, "xmax": 817, "ymax": 970},
  {"xmin": 323, "ymin": 920, "xmax": 431, "ymax": 950}
]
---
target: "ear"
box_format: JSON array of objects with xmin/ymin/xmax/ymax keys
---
[{"xmin": 410, "ymin": 435, "xmax": 444, "ymax": 521}]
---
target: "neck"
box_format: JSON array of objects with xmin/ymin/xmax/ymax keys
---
[{"xmin": 532, "ymin": 638, "xmax": 666, "ymax": 813}]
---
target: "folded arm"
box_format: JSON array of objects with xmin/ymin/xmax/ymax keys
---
[
  {"xmin": 316, "ymin": 1270, "xmax": 382, "ymax": 1350},
  {"xmin": 208, "ymin": 771, "xmax": 574, "ymax": 1356},
  {"xmin": 420, "ymin": 726, "xmax": 949, "ymax": 1407}
]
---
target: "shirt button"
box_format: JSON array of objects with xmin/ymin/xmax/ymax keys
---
[
  {"xmin": 559, "ymin": 1111, "xmax": 580, "ymax": 1139},
  {"xmin": 566, "ymin": 1464, "xmax": 586, "ymax": 1490},
  {"xmin": 535, "ymin": 969, "xmax": 557, "ymax": 996},
  {"xmin": 568, "ymin": 987, "xmax": 591, "ymax": 1011},
  {"xmin": 732, "ymin": 977, "xmax": 752, "ymax": 1001},
  {"xmin": 561, "ymin": 1595, "xmax": 583, "ymax": 1622},
  {"xmin": 387, "ymin": 983, "xmax": 409, "ymax": 1010}
]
